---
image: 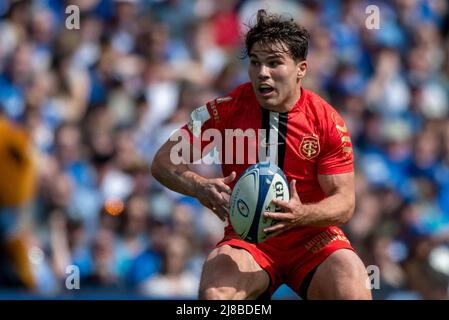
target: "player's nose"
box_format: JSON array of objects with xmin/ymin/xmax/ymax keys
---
[{"xmin": 257, "ymin": 64, "xmax": 270, "ymax": 80}]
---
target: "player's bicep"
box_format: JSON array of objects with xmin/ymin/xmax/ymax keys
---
[{"xmin": 317, "ymin": 172, "xmax": 354, "ymax": 200}]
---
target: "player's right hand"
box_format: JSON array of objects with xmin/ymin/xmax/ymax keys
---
[{"xmin": 194, "ymin": 171, "xmax": 236, "ymax": 221}]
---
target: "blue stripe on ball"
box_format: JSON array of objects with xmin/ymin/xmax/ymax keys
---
[{"xmin": 245, "ymin": 163, "xmax": 273, "ymax": 243}]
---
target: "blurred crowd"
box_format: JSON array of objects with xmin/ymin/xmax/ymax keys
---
[{"xmin": 0, "ymin": 0, "xmax": 449, "ymax": 299}]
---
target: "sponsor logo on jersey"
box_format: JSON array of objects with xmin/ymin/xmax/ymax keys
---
[{"xmin": 259, "ymin": 137, "xmax": 284, "ymax": 148}]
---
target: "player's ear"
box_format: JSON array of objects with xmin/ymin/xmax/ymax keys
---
[{"xmin": 297, "ymin": 60, "xmax": 307, "ymax": 80}]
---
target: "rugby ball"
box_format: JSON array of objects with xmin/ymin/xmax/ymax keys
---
[{"xmin": 229, "ymin": 162, "xmax": 290, "ymax": 243}]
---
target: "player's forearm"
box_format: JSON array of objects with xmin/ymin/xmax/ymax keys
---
[
  {"xmin": 151, "ymin": 156, "xmax": 204, "ymax": 198},
  {"xmin": 299, "ymin": 193, "xmax": 355, "ymax": 227}
]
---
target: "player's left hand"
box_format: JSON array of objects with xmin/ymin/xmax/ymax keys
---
[{"xmin": 263, "ymin": 179, "xmax": 305, "ymax": 236}]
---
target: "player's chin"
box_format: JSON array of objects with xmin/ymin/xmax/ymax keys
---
[{"xmin": 256, "ymin": 95, "xmax": 278, "ymax": 109}]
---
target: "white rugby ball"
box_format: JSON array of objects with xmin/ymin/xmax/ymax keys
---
[{"xmin": 229, "ymin": 162, "xmax": 290, "ymax": 243}]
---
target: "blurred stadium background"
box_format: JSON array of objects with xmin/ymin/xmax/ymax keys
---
[{"xmin": 0, "ymin": 0, "xmax": 449, "ymax": 300}]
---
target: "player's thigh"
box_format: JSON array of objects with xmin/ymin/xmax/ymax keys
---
[
  {"xmin": 199, "ymin": 245, "xmax": 270, "ymax": 300},
  {"xmin": 307, "ymin": 249, "xmax": 372, "ymax": 300}
]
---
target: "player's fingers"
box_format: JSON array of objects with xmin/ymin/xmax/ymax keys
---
[
  {"xmin": 271, "ymin": 198, "xmax": 290, "ymax": 209},
  {"xmin": 222, "ymin": 171, "xmax": 237, "ymax": 185},
  {"xmin": 269, "ymin": 230, "xmax": 285, "ymax": 238},
  {"xmin": 263, "ymin": 211, "xmax": 293, "ymax": 221},
  {"xmin": 263, "ymin": 222, "xmax": 287, "ymax": 234},
  {"xmin": 215, "ymin": 181, "xmax": 232, "ymax": 194},
  {"xmin": 290, "ymin": 180, "xmax": 299, "ymax": 200},
  {"xmin": 207, "ymin": 191, "xmax": 229, "ymax": 217},
  {"xmin": 220, "ymin": 192, "xmax": 231, "ymax": 208},
  {"xmin": 219, "ymin": 204, "xmax": 229, "ymax": 216},
  {"xmin": 210, "ymin": 190, "xmax": 228, "ymax": 208},
  {"xmin": 216, "ymin": 194, "xmax": 230, "ymax": 211}
]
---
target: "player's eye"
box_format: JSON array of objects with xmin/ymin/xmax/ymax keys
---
[
  {"xmin": 250, "ymin": 60, "xmax": 260, "ymax": 67},
  {"xmin": 268, "ymin": 60, "xmax": 280, "ymax": 67}
]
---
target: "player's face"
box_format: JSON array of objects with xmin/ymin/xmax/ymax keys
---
[{"xmin": 248, "ymin": 42, "xmax": 307, "ymax": 112}]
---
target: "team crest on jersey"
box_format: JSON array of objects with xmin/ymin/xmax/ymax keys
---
[{"xmin": 299, "ymin": 134, "xmax": 320, "ymax": 160}]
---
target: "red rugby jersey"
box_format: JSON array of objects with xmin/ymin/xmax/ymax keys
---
[{"xmin": 180, "ymin": 82, "xmax": 354, "ymax": 237}]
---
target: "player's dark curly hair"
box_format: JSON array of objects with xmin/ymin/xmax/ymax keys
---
[{"xmin": 245, "ymin": 9, "xmax": 310, "ymax": 61}]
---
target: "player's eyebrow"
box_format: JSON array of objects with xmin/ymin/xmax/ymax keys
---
[
  {"xmin": 249, "ymin": 53, "xmax": 284, "ymax": 59},
  {"xmin": 266, "ymin": 54, "xmax": 284, "ymax": 59}
]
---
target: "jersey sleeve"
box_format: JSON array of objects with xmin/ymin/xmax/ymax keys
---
[
  {"xmin": 317, "ymin": 110, "xmax": 354, "ymax": 175},
  {"xmin": 179, "ymin": 95, "xmax": 233, "ymax": 156}
]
